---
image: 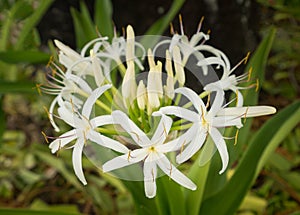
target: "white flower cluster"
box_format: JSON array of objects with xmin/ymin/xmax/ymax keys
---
[{"xmin": 43, "ymin": 24, "xmax": 276, "ymax": 198}]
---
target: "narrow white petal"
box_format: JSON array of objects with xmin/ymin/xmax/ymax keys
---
[
  {"xmin": 143, "ymin": 157, "xmax": 157, "ymax": 198},
  {"xmin": 102, "ymin": 149, "xmax": 147, "ymax": 172},
  {"xmin": 57, "ymin": 106, "xmax": 77, "ymax": 128},
  {"xmin": 68, "ymin": 74, "xmax": 92, "ymax": 93},
  {"xmin": 91, "ymin": 54, "xmax": 105, "ymax": 87},
  {"xmin": 211, "ymin": 116, "xmax": 242, "ymax": 128},
  {"xmin": 150, "ymin": 114, "xmax": 172, "ymax": 144},
  {"xmin": 176, "ymin": 128, "xmax": 207, "ymax": 164},
  {"xmin": 54, "ymin": 40, "xmax": 81, "ymax": 61},
  {"xmin": 217, "ymin": 106, "xmax": 277, "ymax": 118},
  {"xmin": 173, "ymin": 46, "xmax": 185, "ymax": 85},
  {"xmin": 207, "ymin": 90, "xmax": 225, "ymax": 117},
  {"xmin": 72, "ymin": 139, "xmax": 87, "ymax": 185},
  {"xmin": 156, "ymin": 106, "xmax": 199, "ymax": 122},
  {"xmin": 209, "ymin": 127, "xmax": 229, "ymax": 174},
  {"xmin": 88, "ymin": 130, "xmax": 129, "ymax": 153},
  {"xmin": 156, "ymin": 154, "xmax": 196, "ymax": 190},
  {"xmin": 197, "ymin": 57, "xmax": 227, "ymax": 70},
  {"xmin": 112, "ymin": 110, "xmax": 151, "ymax": 146},
  {"xmin": 175, "ymin": 87, "xmax": 206, "ymax": 114},
  {"xmin": 49, "ymin": 129, "xmax": 77, "ymax": 153},
  {"xmin": 90, "ymin": 115, "xmax": 114, "ymax": 127},
  {"xmin": 82, "ymin": 84, "xmax": 111, "ymax": 118},
  {"xmin": 157, "ymin": 124, "xmax": 198, "ymax": 153}
]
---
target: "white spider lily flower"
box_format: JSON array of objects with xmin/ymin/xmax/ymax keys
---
[
  {"xmin": 49, "ymin": 85, "xmax": 128, "ymax": 185},
  {"xmin": 147, "ymin": 61, "xmax": 163, "ymax": 110},
  {"xmin": 199, "ymin": 53, "xmax": 252, "ymax": 106},
  {"xmin": 54, "ymin": 40, "xmax": 91, "ymax": 76},
  {"xmin": 42, "ymin": 64, "xmax": 93, "ymax": 132},
  {"xmin": 173, "ymin": 46, "xmax": 185, "ymax": 86},
  {"xmin": 137, "ymin": 80, "xmax": 147, "ymax": 110},
  {"xmin": 156, "ymin": 87, "xmax": 276, "ymax": 174},
  {"xmin": 122, "ymin": 61, "xmax": 137, "ymax": 108},
  {"xmin": 102, "ymin": 110, "xmax": 196, "ymax": 198},
  {"xmin": 164, "ymin": 50, "xmax": 175, "ymax": 99}
]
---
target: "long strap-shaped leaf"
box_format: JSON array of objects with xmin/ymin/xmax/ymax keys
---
[{"xmin": 199, "ymin": 101, "xmax": 300, "ymax": 215}]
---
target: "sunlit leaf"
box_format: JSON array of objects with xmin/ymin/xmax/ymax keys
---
[{"xmin": 200, "ymin": 101, "xmax": 300, "ymax": 215}]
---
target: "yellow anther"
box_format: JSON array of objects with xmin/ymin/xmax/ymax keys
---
[
  {"xmin": 200, "ymin": 106, "xmax": 207, "ymax": 126},
  {"xmin": 127, "ymin": 151, "xmax": 131, "ymax": 161},
  {"xmin": 41, "ymin": 131, "xmax": 49, "ymax": 144},
  {"xmin": 243, "ymin": 107, "xmax": 249, "ymax": 123},
  {"xmin": 34, "ymin": 83, "xmax": 42, "ymax": 95},
  {"xmin": 255, "ymin": 79, "xmax": 259, "ymax": 92},
  {"xmin": 244, "ymin": 52, "xmax": 251, "ymax": 64},
  {"xmin": 247, "ymin": 67, "xmax": 253, "ymax": 82},
  {"xmin": 83, "ymin": 131, "xmax": 88, "ymax": 146},
  {"xmin": 46, "ymin": 55, "xmax": 53, "ymax": 68},
  {"xmin": 235, "ymin": 89, "xmax": 239, "ymax": 106},
  {"xmin": 197, "ymin": 16, "xmax": 205, "ymax": 32},
  {"xmin": 180, "ymin": 140, "xmax": 186, "ymax": 155},
  {"xmin": 234, "ymin": 129, "xmax": 239, "ymax": 145},
  {"xmin": 179, "ymin": 14, "xmax": 184, "ymax": 34},
  {"xmin": 206, "ymin": 92, "xmax": 211, "ymax": 108},
  {"xmin": 207, "ymin": 29, "xmax": 211, "ymax": 35},
  {"xmin": 170, "ymin": 22, "xmax": 175, "ymax": 35},
  {"xmin": 70, "ymin": 98, "xmax": 75, "ymax": 113},
  {"xmin": 43, "ymin": 106, "xmax": 51, "ymax": 121}
]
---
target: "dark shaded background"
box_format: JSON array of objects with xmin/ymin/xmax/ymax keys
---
[{"xmin": 37, "ymin": 0, "xmax": 262, "ymax": 65}]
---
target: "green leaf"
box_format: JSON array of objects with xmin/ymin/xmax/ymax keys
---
[
  {"xmin": 94, "ymin": 0, "xmax": 114, "ymax": 39},
  {"xmin": 71, "ymin": 1, "xmax": 97, "ymax": 49},
  {"xmin": 0, "ymin": 95, "xmax": 4, "ymax": 141},
  {"xmin": 0, "ymin": 50, "xmax": 50, "ymax": 64},
  {"xmin": 0, "ymin": 81, "xmax": 36, "ymax": 94},
  {"xmin": 15, "ymin": 0, "xmax": 54, "ymax": 50},
  {"xmin": 158, "ymin": 175, "xmax": 185, "ymax": 215},
  {"xmin": 140, "ymin": 0, "xmax": 185, "ymax": 50},
  {"xmin": 185, "ymin": 138, "xmax": 215, "ymax": 215},
  {"xmin": 0, "ymin": 208, "xmax": 81, "ymax": 215},
  {"xmin": 226, "ymin": 27, "xmax": 277, "ymax": 164},
  {"xmin": 200, "ymin": 101, "xmax": 300, "ymax": 215},
  {"xmin": 0, "ymin": 1, "xmax": 30, "ymax": 51}
]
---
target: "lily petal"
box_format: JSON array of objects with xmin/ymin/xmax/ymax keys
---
[
  {"xmin": 150, "ymin": 114, "xmax": 173, "ymax": 144},
  {"xmin": 144, "ymin": 157, "xmax": 157, "ymax": 198},
  {"xmin": 156, "ymin": 154, "xmax": 196, "ymax": 190},
  {"xmin": 82, "ymin": 84, "xmax": 111, "ymax": 118},
  {"xmin": 72, "ymin": 139, "xmax": 87, "ymax": 185},
  {"xmin": 49, "ymin": 129, "xmax": 77, "ymax": 153},
  {"xmin": 156, "ymin": 106, "xmax": 199, "ymax": 122},
  {"xmin": 112, "ymin": 110, "xmax": 151, "ymax": 146},
  {"xmin": 88, "ymin": 130, "xmax": 129, "ymax": 153},
  {"xmin": 209, "ymin": 127, "xmax": 229, "ymax": 174},
  {"xmin": 176, "ymin": 128, "xmax": 207, "ymax": 164},
  {"xmin": 175, "ymin": 87, "xmax": 205, "ymax": 114},
  {"xmin": 217, "ymin": 106, "xmax": 277, "ymax": 118},
  {"xmin": 102, "ymin": 149, "xmax": 147, "ymax": 172}
]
